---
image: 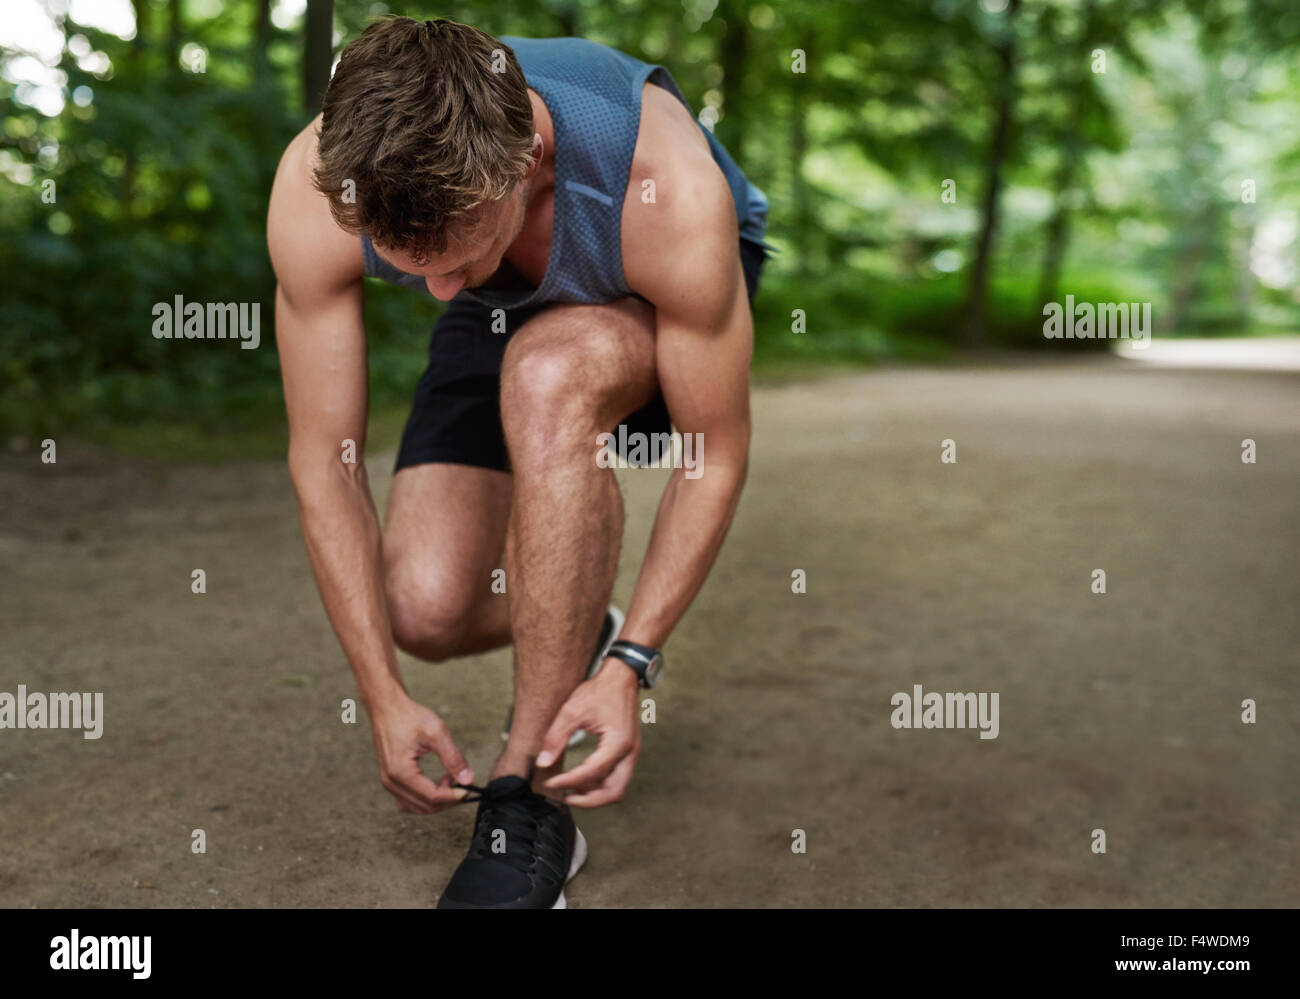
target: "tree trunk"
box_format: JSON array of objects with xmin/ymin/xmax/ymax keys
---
[
  {"xmin": 1037, "ymin": 112, "xmax": 1084, "ymax": 308},
  {"xmin": 961, "ymin": 0, "xmax": 1021, "ymax": 349},
  {"xmin": 254, "ymin": 0, "xmax": 272, "ymax": 79},
  {"xmin": 120, "ymin": 0, "xmax": 150, "ymax": 211},
  {"xmin": 1037, "ymin": 0, "xmax": 1093, "ymax": 309},
  {"xmin": 303, "ymin": 0, "xmax": 334, "ymax": 114},
  {"xmin": 716, "ymin": 0, "xmax": 750, "ymax": 161},
  {"xmin": 167, "ymin": 0, "xmax": 182, "ymax": 78},
  {"xmin": 1164, "ymin": 206, "xmax": 1215, "ymax": 334}
]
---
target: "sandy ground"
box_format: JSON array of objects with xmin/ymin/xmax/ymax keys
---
[{"xmin": 1, "ymin": 355, "xmax": 1297, "ymax": 908}]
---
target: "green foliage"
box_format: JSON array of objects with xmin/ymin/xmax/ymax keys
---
[
  {"xmin": 1, "ymin": 0, "xmax": 1297, "ymax": 446},
  {"xmin": 753, "ymin": 267, "xmax": 1147, "ymax": 359}
]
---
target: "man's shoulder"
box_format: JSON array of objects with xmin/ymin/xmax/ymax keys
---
[
  {"xmin": 267, "ymin": 115, "xmax": 364, "ymax": 299},
  {"xmin": 621, "ymin": 114, "xmax": 738, "ymax": 309}
]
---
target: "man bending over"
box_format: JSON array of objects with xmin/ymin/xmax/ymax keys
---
[{"xmin": 266, "ymin": 16, "xmax": 769, "ymax": 908}]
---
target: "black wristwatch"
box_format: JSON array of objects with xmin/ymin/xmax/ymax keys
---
[{"xmin": 605, "ymin": 640, "xmax": 665, "ymax": 689}]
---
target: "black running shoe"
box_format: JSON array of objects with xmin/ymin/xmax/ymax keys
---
[
  {"xmin": 501, "ymin": 605, "xmax": 624, "ymax": 745},
  {"xmin": 437, "ymin": 775, "xmax": 587, "ymax": 909}
]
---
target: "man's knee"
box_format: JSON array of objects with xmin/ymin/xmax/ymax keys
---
[
  {"xmin": 501, "ymin": 323, "xmax": 621, "ymax": 426},
  {"xmin": 500, "ymin": 302, "xmax": 655, "ymax": 439},
  {"xmin": 385, "ymin": 568, "xmax": 480, "ymax": 662}
]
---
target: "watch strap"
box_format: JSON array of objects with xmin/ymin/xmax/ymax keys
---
[{"xmin": 606, "ymin": 640, "xmax": 660, "ymax": 685}]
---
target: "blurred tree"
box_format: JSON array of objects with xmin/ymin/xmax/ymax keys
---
[
  {"xmin": 2, "ymin": 0, "xmax": 1297, "ymax": 445},
  {"xmin": 962, "ymin": 0, "xmax": 1021, "ymax": 349},
  {"xmin": 168, "ymin": 0, "xmax": 182, "ymax": 78},
  {"xmin": 1030, "ymin": 0, "xmax": 1150, "ymax": 309},
  {"xmin": 255, "ymin": 0, "xmax": 273, "ymax": 79},
  {"xmin": 714, "ymin": 0, "xmax": 750, "ymax": 162},
  {"xmin": 304, "ymin": 0, "xmax": 334, "ymax": 113}
]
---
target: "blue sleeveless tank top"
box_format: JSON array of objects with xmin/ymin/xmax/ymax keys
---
[{"xmin": 359, "ymin": 35, "xmax": 770, "ymax": 310}]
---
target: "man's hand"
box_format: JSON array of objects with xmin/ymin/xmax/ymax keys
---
[
  {"xmin": 536, "ymin": 659, "xmax": 642, "ymax": 807},
  {"xmin": 368, "ymin": 695, "xmax": 475, "ymax": 814}
]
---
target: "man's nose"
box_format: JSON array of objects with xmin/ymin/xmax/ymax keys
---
[{"xmin": 426, "ymin": 276, "xmax": 465, "ymax": 301}]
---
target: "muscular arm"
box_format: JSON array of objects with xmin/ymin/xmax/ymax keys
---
[
  {"xmin": 528, "ymin": 93, "xmax": 758, "ymax": 797},
  {"xmin": 621, "ymin": 161, "xmax": 753, "ymax": 650},
  {"xmin": 267, "ymin": 127, "xmax": 469, "ymax": 810},
  {"xmin": 268, "ymin": 129, "xmax": 405, "ymax": 711},
  {"xmin": 541, "ymin": 154, "xmax": 752, "ymax": 796},
  {"xmin": 275, "ymin": 282, "xmax": 411, "ymax": 710}
]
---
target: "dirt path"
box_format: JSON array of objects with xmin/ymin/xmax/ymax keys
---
[{"xmin": 2, "ymin": 356, "xmax": 1297, "ymax": 907}]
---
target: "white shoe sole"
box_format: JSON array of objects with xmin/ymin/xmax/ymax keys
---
[{"xmin": 551, "ymin": 827, "xmax": 588, "ymax": 909}]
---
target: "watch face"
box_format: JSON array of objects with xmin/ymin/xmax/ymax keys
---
[{"xmin": 644, "ymin": 654, "xmax": 664, "ymax": 688}]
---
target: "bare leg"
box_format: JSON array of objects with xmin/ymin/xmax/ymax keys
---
[
  {"xmin": 492, "ymin": 300, "xmax": 658, "ymax": 787},
  {"xmin": 383, "ymin": 463, "xmax": 513, "ymax": 661}
]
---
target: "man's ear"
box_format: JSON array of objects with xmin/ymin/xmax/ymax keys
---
[{"xmin": 526, "ymin": 132, "xmax": 543, "ymax": 176}]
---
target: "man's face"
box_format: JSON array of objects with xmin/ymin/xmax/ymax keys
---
[{"xmin": 373, "ymin": 181, "xmax": 530, "ymax": 302}]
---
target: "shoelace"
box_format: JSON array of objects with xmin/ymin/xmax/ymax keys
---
[
  {"xmin": 452, "ymin": 780, "xmax": 567, "ymax": 880},
  {"xmin": 450, "ymin": 758, "xmax": 560, "ymax": 807},
  {"xmin": 451, "ymin": 781, "xmax": 561, "ymax": 806}
]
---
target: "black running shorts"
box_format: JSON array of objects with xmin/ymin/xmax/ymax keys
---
[{"xmin": 393, "ymin": 237, "xmax": 768, "ymax": 474}]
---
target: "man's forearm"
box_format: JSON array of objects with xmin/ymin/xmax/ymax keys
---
[
  {"xmin": 618, "ymin": 457, "xmax": 747, "ymax": 648},
  {"xmin": 292, "ymin": 464, "xmax": 407, "ymax": 711}
]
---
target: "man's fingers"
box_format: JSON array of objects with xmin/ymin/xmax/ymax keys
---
[
  {"xmin": 543, "ymin": 735, "xmax": 629, "ymax": 791},
  {"xmin": 381, "ymin": 773, "xmax": 433, "ymax": 814},
  {"xmin": 566, "ymin": 753, "xmax": 637, "ymax": 809},
  {"xmin": 391, "ymin": 759, "xmax": 468, "ymax": 810},
  {"xmin": 402, "ymin": 771, "xmax": 468, "ymax": 808},
  {"xmin": 424, "ymin": 724, "xmax": 475, "ymax": 786},
  {"xmin": 422, "ymin": 775, "xmax": 462, "ymax": 814},
  {"xmin": 536, "ymin": 708, "xmax": 582, "ymax": 769}
]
